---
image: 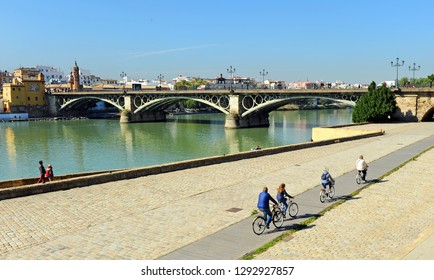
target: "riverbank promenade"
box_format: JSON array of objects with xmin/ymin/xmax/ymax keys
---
[{"xmin": 0, "ymin": 122, "xmax": 433, "ymax": 260}]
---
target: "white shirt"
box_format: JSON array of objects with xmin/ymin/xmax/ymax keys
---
[{"xmin": 356, "ymin": 159, "xmax": 368, "ymax": 170}]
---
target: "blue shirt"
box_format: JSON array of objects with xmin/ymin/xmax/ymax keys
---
[
  {"xmin": 257, "ymin": 191, "xmax": 277, "ymax": 209},
  {"xmin": 276, "ymin": 190, "xmax": 290, "ymax": 202},
  {"xmin": 321, "ymin": 171, "xmax": 331, "ymax": 184}
]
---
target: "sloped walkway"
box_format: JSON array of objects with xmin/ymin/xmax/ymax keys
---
[{"xmin": 160, "ymin": 131, "xmax": 434, "ymax": 259}]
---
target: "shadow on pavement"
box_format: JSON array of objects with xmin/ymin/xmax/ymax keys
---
[
  {"xmin": 369, "ymin": 179, "xmax": 388, "ymax": 184},
  {"xmin": 338, "ymin": 195, "xmax": 362, "ymax": 201},
  {"xmin": 286, "ymin": 213, "xmax": 321, "ymax": 221}
]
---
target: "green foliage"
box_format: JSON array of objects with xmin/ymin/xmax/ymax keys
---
[
  {"xmin": 184, "ymin": 99, "xmax": 197, "ymax": 109},
  {"xmin": 352, "ymin": 81, "xmax": 397, "ymax": 123},
  {"xmin": 399, "ymin": 77, "xmax": 409, "ymax": 87},
  {"xmin": 174, "ymin": 78, "xmax": 208, "ymax": 90},
  {"xmin": 399, "ymin": 75, "xmax": 434, "ymax": 87}
]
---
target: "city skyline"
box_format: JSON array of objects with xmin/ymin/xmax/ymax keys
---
[{"xmin": 1, "ymin": 0, "xmax": 434, "ymax": 84}]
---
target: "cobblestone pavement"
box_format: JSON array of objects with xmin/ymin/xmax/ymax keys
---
[{"xmin": 0, "ymin": 123, "xmax": 433, "ymax": 259}]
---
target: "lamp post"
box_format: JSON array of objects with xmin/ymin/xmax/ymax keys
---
[
  {"xmin": 390, "ymin": 58, "xmax": 404, "ymax": 88},
  {"xmin": 157, "ymin": 74, "xmax": 164, "ymax": 91},
  {"xmin": 408, "ymin": 63, "xmax": 420, "ymax": 87},
  {"xmin": 260, "ymin": 69, "xmax": 268, "ymax": 89},
  {"xmin": 120, "ymin": 71, "xmax": 127, "ymax": 92},
  {"xmin": 227, "ymin": 66, "xmax": 236, "ymax": 90}
]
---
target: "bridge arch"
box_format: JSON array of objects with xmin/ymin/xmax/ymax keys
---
[
  {"xmin": 132, "ymin": 95, "xmax": 230, "ymax": 114},
  {"xmin": 420, "ymin": 106, "xmax": 434, "ymax": 121},
  {"xmin": 240, "ymin": 95, "xmax": 356, "ymax": 117},
  {"xmin": 58, "ymin": 96, "xmax": 125, "ymax": 112}
]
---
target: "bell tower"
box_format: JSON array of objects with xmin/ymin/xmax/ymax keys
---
[{"xmin": 72, "ymin": 60, "xmax": 81, "ymax": 92}]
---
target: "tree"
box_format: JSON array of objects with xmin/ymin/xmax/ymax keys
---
[
  {"xmin": 184, "ymin": 99, "xmax": 197, "ymax": 109},
  {"xmin": 399, "ymin": 77, "xmax": 409, "ymax": 87},
  {"xmin": 174, "ymin": 78, "xmax": 209, "ymax": 90},
  {"xmin": 352, "ymin": 81, "xmax": 397, "ymax": 123},
  {"xmin": 428, "ymin": 74, "xmax": 434, "ymax": 88}
]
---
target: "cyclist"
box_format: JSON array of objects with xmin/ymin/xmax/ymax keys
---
[
  {"xmin": 276, "ymin": 183, "xmax": 293, "ymax": 218},
  {"xmin": 356, "ymin": 155, "xmax": 369, "ymax": 181},
  {"xmin": 257, "ymin": 187, "xmax": 278, "ymax": 229},
  {"xmin": 321, "ymin": 167, "xmax": 334, "ymax": 193}
]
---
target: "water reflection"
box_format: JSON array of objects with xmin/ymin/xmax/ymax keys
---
[{"xmin": 0, "ymin": 109, "xmax": 352, "ymax": 181}]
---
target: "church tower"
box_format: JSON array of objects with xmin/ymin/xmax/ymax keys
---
[{"xmin": 71, "ymin": 60, "xmax": 81, "ymax": 92}]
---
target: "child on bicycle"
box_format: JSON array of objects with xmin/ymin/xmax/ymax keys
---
[{"xmin": 276, "ymin": 183, "xmax": 294, "ymax": 218}]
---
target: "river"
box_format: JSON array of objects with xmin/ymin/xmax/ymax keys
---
[{"xmin": 0, "ymin": 109, "xmax": 353, "ymax": 181}]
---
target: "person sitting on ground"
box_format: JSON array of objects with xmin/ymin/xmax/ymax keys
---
[
  {"xmin": 355, "ymin": 155, "xmax": 368, "ymax": 181},
  {"xmin": 276, "ymin": 183, "xmax": 294, "ymax": 218},
  {"xmin": 257, "ymin": 186, "xmax": 278, "ymax": 229},
  {"xmin": 321, "ymin": 167, "xmax": 334, "ymax": 193}
]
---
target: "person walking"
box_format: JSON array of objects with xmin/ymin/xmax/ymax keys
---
[
  {"xmin": 37, "ymin": 161, "xmax": 46, "ymax": 183},
  {"xmin": 257, "ymin": 187, "xmax": 278, "ymax": 229},
  {"xmin": 45, "ymin": 164, "xmax": 54, "ymax": 181}
]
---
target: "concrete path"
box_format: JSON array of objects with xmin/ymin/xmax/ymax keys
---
[
  {"xmin": 0, "ymin": 123, "xmax": 433, "ymax": 260},
  {"xmin": 160, "ymin": 132, "xmax": 434, "ymax": 260}
]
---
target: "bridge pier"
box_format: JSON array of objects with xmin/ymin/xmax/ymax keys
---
[
  {"xmin": 120, "ymin": 110, "xmax": 166, "ymax": 123},
  {"xmin": 224, "ymin": 113, "xmax": 269, "ymax": 129}
]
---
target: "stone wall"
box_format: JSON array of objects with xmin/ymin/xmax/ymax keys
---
[
  {"xmin": 393, "ymin": 90, "xmax": 434, "ymax": 121},
  {"xmin": 312, "ymin": 125, "xmax": 383, "ymax": 141}
]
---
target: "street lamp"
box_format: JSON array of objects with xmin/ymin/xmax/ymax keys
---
[
  {"xmin": 120, "ymin": 71, "xmax": 127, "ymax": 92},
  {"xmin": 390, "ymin": 58, "xmax": 404, "ymax": 88},
  {"xmin": 260, "ymin": 69, "xmax": 268, "ymax": 89},
  {"xmin": 157, "ymin": 74, "xmax": 164, "ymax": 91},
  {"xmin": 408, "ymin": 63, "xmax": 420, "ymax": 87},
  {"xmin": 227, "ymin": 66, "xmax": 236, "ymax": 90}
]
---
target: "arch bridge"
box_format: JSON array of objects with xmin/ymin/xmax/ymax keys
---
[{"xmin": 48, "ymin": 88, "xmax": 433, "ymax": 128}]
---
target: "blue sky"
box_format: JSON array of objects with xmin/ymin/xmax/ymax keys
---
[{"xmin": 1, "ymin": 0, "xmax": 433, "ymax": 84}]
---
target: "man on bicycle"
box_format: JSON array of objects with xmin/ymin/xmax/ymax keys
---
[
  {"xmin": 356, "ymin": 155, "xmax": 368, "ymax": 181},
  {"xmin": 321, "ymin": 167, "xmax": 334, "ymax": 193},
  {"xmin": 257, "ymin": 187, "xmax": 278, "ymax": 229}
]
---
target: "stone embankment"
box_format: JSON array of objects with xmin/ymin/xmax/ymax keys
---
[{"xmin": 0, "ymin": 124, "xmax": 383, "ymax": 200}]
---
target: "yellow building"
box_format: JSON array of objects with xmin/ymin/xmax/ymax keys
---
[{"xmin": 2, "ymin": 68, "xmax": 47, "ymax": 113}]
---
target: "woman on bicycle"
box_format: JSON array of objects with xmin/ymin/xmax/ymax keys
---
[
  {"xmin": 276, "ymin": 183, "xmax": 293, "ymax": 218},
  {"xmin": 257, "ymin": 187, "xmax": 278, "ymax": 229}
]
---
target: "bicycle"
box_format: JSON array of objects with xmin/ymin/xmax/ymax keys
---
[
  {"xmin": 319, "ymin": 181, "xmax": 335, "ymax": 203},
  {"xmin": 280, "ymin": 198, "xmax": 299, "ymax": 218},
  {"xmin": 356, "ymin": 170, "xmax": 367, "ymax": 184},
  {"xmin": 252, "ymin": 204, "xmax": 284, "ymax": 235}
]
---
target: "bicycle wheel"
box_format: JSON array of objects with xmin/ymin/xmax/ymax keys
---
[
  {"xmin": 329, "ymin": 186, "xmax": 335, "ymax": 198},
  {"xmin": 272, "ymin": 209, "xmax": 284, "ymax": 228},
  {"xmin": 288, "ymin": 202, "xmax": 299, "ymax": 217},
  {"xmin": 356, "ymin": 174, "xmax": 362, "ymax": 184},
  {"xmin": 252, "ymin": 216, "xmax": 266, "ymax": 235},
  {"xmin": 319, "ymin": 189, "xmax": 326, "ymax": 203}
]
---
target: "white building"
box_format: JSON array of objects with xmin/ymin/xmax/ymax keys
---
[
  {"xmin": 66, "ymin": 68, "xmax": 101, "ymax": 86},
  {"xmin": 35, "ymin": 65, "xmax": 67, "ymax": 84}
]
